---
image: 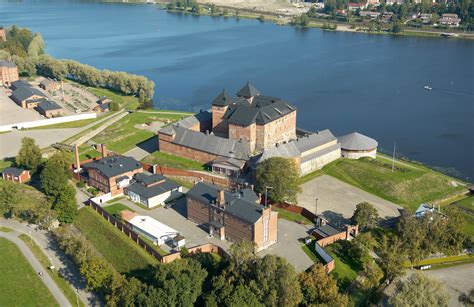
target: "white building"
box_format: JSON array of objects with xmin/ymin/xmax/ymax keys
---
[
  {"xmin": 338, "ymin": 132, "xmax": 378, "ymax": 159},
  {"xmin": 128, "ymin": 214, "xmax": 182, "ymax": 246},
  {"xmin": 124, "ymin": 173, "xmax": 182, "ymax": 208}
]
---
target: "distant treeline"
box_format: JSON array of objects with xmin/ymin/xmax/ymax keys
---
[{"xmin": 0, "ymin": 25, "xmax": 155, "ymax": 106}]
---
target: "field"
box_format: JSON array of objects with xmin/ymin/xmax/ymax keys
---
[
  {"xmin": 0, "ymin": 238, "xmax": 57, "ymax": 306},
  {"xmin": 92, "ymin": 112, "xmax": 191, "ymax": 153},
  {"xmin": 74, "ymin": 207, "xmax": 158, "ymax": 274},
  {"xmin": 142, "ymin": 150, "xmax": 207, "ymax": 171},
  {"xmin": 322, "ymin": 157, "xmax": 465, "ymax": 210},
  {"xmin": 19, "ymin": 234, "xmax": 84, "ymax": 307}
]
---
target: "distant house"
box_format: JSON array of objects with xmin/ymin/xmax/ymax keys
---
[
  {"xmin": 2, "ymin": 167, "xmax": 31, "ymax": 183},
  {"xmin": 187, "ymin": 182, "xmax": 278, "ymax": 251},
  {"xmin": 415, "ymin": 203, "xmax": 436, "ymax": 218},
  {"xmin": 381, "ymin": 11, "xmax": 394, "ymax": 22},
  {"xmin": 10, "ymin": 80, "xmax": 47, "ymax": 108},
  {"xmin": 338, "ymin": 132, "xmax": 378, "ymax": 159},
  {"xmin": 37, "ymin": 100, "xmax": 64, "ymax": 118},
  {"xmin": 439, "ymin": 13, "xmax": 461, "ymax": 26},
  {"xmin": 80, "ymin": 153, "xmax": 144, "ymax": 196},
  {"xmin": 93, "ymin": 102, "xmax": 110, "ymax": 113},
  {"xmin": 348, "ymin": 2, "xmax": 367, "ymax": 11},
  {"xmin": 97, "ymin": 96, "xmax": 112, "ymax": 105},
  {"xmin": 39, "ymin": 78, "xmax": 60, "ymax": 92},
  {"xmin": 359, "ymin": 11, "xmax": 381, "ymax": 19},
  {"xmin": 124, "ymin": 173, "xmax": 182, "ymax": 209},
  {"xmin": 0, "ymin": 60, "xmax": 19, "ymax": 86},
  {"xmin": 122, "ymin": 211, "xmax": 182, "ymax": 246},
  {"xmin": 420, "ymin": 13, "xmax": 433, "ymax": 24}
]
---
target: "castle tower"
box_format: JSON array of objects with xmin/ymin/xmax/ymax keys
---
[
  {"xmin": 211, "ymin": 89, "xmax": 233, "ymax": 137},
  {"xmin": 236, "ymin": 81, "xmax": 260, "ymax": 104}
]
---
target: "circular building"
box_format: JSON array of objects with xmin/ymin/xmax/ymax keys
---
[{"xmin": 338, "ymin": 132, "xmax": 378, "ymax": 159}]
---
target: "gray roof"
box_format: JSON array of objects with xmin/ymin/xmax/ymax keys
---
[
  {"xmin": 82, "ymin": 155, "xmax": 142, "ymax": 178},
  {"xmin": 225, "ymin": 96, "xmax": 296, "ymax": 126},
  {"xmin": 212, "ymin": 89, "xmax": 234, "ymax": 107},
  {"xmin": 211, "ymin": 156, "xmax": 246, "ymax": 169},
  {"xmin": 236, "ymin": 82, "xmax": 260, "ymax": 98},
  {"xmin": 125, "ymin": 173, "xmax": 180, "ymax": 199},
  {"xmin": 40, "ymin": 78, "xmax": 56, "ymax": 86},
  {"xmin": 0, "ymin": 60, "xmax": 16, "ymax": 68},
  {"xmin": 2, "ymin": 167, "xmax": 26, "ymax": 177},
  {"xmin": 338, "ymin": 132, "xmax": 378, "ymax": 151},
  {"xmin": 37, "ymin": 101, "xmax": 62, "ymax": 112},
  {"xmin": 315, "ymin": 242, "xmax": 334, "ymax": 264},
  {"xmin": 187, "ymin": 182, "xmax": 264, "ymax": 223},
  {"xmin": 295, "ymin": 129, "xmax": 337, "ymax": 153},
  {"xmin": 165, "ymin": 125, "xmax": 250, "ymax": 160},
  {"xmin": 11, "ymin": 80, "xmax": 33, "ymax": 90},
  {"xmin": 174, "ymin": 111, "xmax": 211, "ymax": 130},
  {"xmin": 11, "ymin": 84, "xmax": 46, "ymax": 102},
  {"xmin": 313, "ymin": 224, "xmax": 342, "ymax": 238},
  {"xmin": 300, "ymin": 143, "xmax": 341, "ymax": 163}
]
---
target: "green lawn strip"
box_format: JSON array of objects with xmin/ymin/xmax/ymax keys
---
[
  {"xmin": 19, "ymin": 234, "xmax": 84, "ymax": 307},
  {"xmin": 0, "ymin": 226, "xmax": 13, "ymax": 232},
  {"xmin": 142, "ymin": 151, "xmax": 207, "ymax": 171},
  {"xmin": 454, "ymin": 196, "xmax": 474, "ymax": 212},
  {"xmin": 424, "ymin": 257, "xmax": 474, "ymax": 270},
  {"xmin": 74, "ymin": 207, "xmax": 158, "ymax": 274},
  {"xmin": 106, "ymin": 196, "xmax": 126, "ymax": 204},
  {"xmin": 322, "ymin": 158, "xmax": 464, "ymax": 210},
  {"xmin": 103, "ymin": 202, "xmax": 135, "ymax": 216},
  {"xmin": 137, "ymin": 234, "xmax": 168, "ymax": 256},
  {"xmin": 299, "ymin": 169, "xmax": 324, "ymax": 184},
  {"xmin": 272, "ymin": 207, "xmax": 312, "ymax": 225},
  {"xmin": 0, "ymin": 159, "xmax": 13, "ymax": 172},
  {"xmin": 0, "ymin": 238, "xmax": 58, "ymax": 306},
  {"xmin": 27, "ymin": 118, "xmax": 99, "ymax": 130},
  {"xmin": 403, "ymin": 254, "xmax": 474, "ymax": 268}
]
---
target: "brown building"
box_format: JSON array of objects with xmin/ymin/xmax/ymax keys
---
[
  {"xmin": 10, "ymin": 80, "xmax": 47, "ymax": 108},
  {"xmin": 0, "ymin": 61, "xmax": 19, "ymax": 86},
  {"xmin": 39, "ymin": 78, "xmax": 60, "ymax": 92},
  {"xmin": 80, "ymin": 149, "xmax": 144, "ymax": 196},
  {"xmin": 0, "ymin": 28, "xmax": 6, "ymax": 42},
  {"xmin": 186, "ymin": 182, "xmax": 278, "ymax": 251},
  {"xmin": 37, "ymin": 100, "xmax": 65, "ymax": 118},
  {"xmin": 312, "ymin": 217, "xmax": 358, "ymax": 247},
  {"xmin": 2, "ymin": 167, "xmax": 31, "ymax": 183}
]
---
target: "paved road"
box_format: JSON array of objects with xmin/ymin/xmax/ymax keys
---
[
  {"xmin": 422, "ymin": 264, "xmax": 474, "ymax": 307},
  {"xmin": 0, "ymin": 230, "xmax": 71, "ymax": 307},
  {"xmin": 0, "ymin": 219, "xmax": 101, "ymax": 306},
  {"xmin": 298, "ymin": 175, "xmax": 402, "ymax": 225}
]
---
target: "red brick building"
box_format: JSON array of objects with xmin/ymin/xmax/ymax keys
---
[
  {"xmin": 2, "ymin": 167, "xmax": 31, "ymax": 183},
  {"xmin": 0, "ymin": 61, "xmax": 19, "ymax": 86},
  {"xmin": 186, "ymin": 182, "xmax": 278, "ymax": 251},
  {"xmin": 79, "ymin": 148, "xmax": 144, "ymax": 196},
  {"xmin": 312, "ymin": 217, "xmax": 359, "ymax": 247}
]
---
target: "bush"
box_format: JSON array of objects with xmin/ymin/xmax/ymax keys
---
[{"xmin": 76, "ymin": 181, "xmax": 86, "ymax": 188}]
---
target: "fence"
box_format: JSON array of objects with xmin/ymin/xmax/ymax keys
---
[
  {"xmin": 88, "ymin": 199, "xmax": 228, "ymax": 263},
  {"xmin": 0, "ymin": 112, "xmax": 97, "ymax": 132},
  {"xmin": 271, "ymin": 202, "xmax": 317, "ymax": 222}
]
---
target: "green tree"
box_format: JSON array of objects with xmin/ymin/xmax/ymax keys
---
[
  {"xmin": 152, "ymin": 258, "xmax": 208, "ymax": 306},
  {"xmin": 16, "ymin": 137, "xmax": 42, "ymax": 171},
  {"xmin": 391, "ymin": 21, "xmax": 403, "ymax": 33},
  {"xmin": 299, "ymin": 264, "xmax": 349, "ymax": 306},
  {"xmin": 256, "ymin": 157, "xmax": 301, "ymax": 204},
  {"xmin": 397, "ymin": 211, "xmax": 428, "ymax": 266},
  {"xmin": 359, "ymin": 260, "xmax": 383, "ymax": 292},
  {"xmin": 109, "ymin": 100, "xmax": 120, "ymax": 111},
  {"xmin": 351, "ymin": 202, "xmax": 379, "ymax": 231},
  {"xmin": 53, "ymin": 184, "xmax": 77, "ymax": 224},
  {"xmin": 389, "ymin": 272, "xmax": 449, "ymax": 307},
  {"xmin": 377, "ymin": 235, "xmax": 405, "ymax": 281}
]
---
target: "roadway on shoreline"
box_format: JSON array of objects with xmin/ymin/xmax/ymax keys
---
[
  {"xmin": 0, "ymin": 229, "xmax": 71, "ymax": 307},
  {"xmin": 0, "ymin": 219, "xmax": 101, "ymax": 306}
]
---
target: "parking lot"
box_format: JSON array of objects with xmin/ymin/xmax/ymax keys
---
[
  {"xmin": 107, "ymin": 196, "xmax": 314, "ymax": 271},
  {"xmin": 298, "ymin": 175, "xmax": 402, "ymax": 225}
]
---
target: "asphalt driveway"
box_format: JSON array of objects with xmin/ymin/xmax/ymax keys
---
[{"xmin": 297, "ymin": 175, "xmax": 402, "ymax": 225}]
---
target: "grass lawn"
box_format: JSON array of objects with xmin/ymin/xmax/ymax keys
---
[
  {"xmin": 92, "ymin": 112, "xmax": 189, "ymax": 154},
  {"xmin": 74, "ymin": 207, "xmax": 158, "ymax": 274},
  {"xmin": 0, "ymin": 159, "xmax": 13, "ymax": 172},
  {"xmin": 447, "ymin": 196, "xmax": 474, "ymax": 240},
  {"xmin": 325, "ymin": 244, "xmax": 359, "ymax": 290},
  {"xmin": 322, "ymin": 157, "xmax": 465, "ymax": 210},
  {"xmin": 0, "ymin": 238, "xmax": 57, "ymax": 306},
  {"xmin": 142, "ymin": 151, "xmax": 207, "ymax": 171},
  {"xmin": 103, "ymin": 202, "xmax": 135, "ymax": 216},
  {"xmin": 78, "ymin": 144, "xmax": 102, "ymax": 161},
  {"xmin": 299, "ymin": 169, "xmax": 324, "ymax": 184},
  {"xmin": 86, "ymin": 86, "xmax": 140, "ymax": 110},
  {"xmin": 19, "ymin": 234, "xmax": 84, "ymax": 307},
  {"xmin": 272, "ymin": 207, "xmax": 312, "ymax": 225},
  {"xmin": 0, "ymin": 226, "xmax": 13, "ymax": 232},
  {"xmin": 403, "ymin": 254, "xmax": 474, "ymax": 268},
  {"xmin": 27, "ymin": 118, "xmax": 99, "ymax": 130}
]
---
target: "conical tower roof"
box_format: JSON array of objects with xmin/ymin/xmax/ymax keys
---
[
  {"xmin": 236, "ymin": 82, "xmax": 260, "ymax": 98},
  {"xmin": 212, "ymin": 89, "xmax": 234, "ymax": 107},
  {"xmin": 338, "ymin": 132, "xmax": 378, "ymax": 150}
]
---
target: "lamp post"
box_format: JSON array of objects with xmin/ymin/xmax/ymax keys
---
[
  {"xmin": 315, "ymin": 198, "xmax": 319, "ymax": 225},
  {"xmin": 265, "ymin": 186, "xmax": 273, "ymax": 207}
]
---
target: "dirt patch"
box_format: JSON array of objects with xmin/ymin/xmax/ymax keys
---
[
  {"xmin": 134, "ymin": 121, "xmax": 164, "ymax": 133},
  {"xmin": 197, "ymin": 0, "xmax": 310, "ymax": 16}
]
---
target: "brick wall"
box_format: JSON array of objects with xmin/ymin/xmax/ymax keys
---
[
  {"xmin": 159, "ymin": 137, "xmax": 219, "ymax": 164},
  {"xmin": 223, "ymin": 213, "xmax": 253, "ymax": 244},
  {"xmin": 253, "ymin": 207, "xmax": 278, "ymax": 251},
  {"xmin": 211, "ymin": 106, "xmax": 229, "ymax": 137},
  {"xmin": 228, "ymin": 123, "xmax": 256, "ymax": 153},
  {"xmin": 0, "ymin": 65, "xmax": 18, "ymax": 86},
  {"xmin": 186, "ymin": 196, "xmax": 210, "ymax": 225},
  {"xmin": 255, "ymin": 110, "xmax": 297, "ymax": 152}
]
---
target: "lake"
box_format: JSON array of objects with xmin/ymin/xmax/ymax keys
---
[{"xmin": 2, "ymin": 0, "xmax": 473, "ymax": 180}]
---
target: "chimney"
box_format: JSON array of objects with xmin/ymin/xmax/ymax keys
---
[
  {"xmin": 101, "ymin": 144, "xmax": 107, "ymax": 158},
  {"xmin": 74, "ymin": 144, "xmax": 81, "ymax": 172},
  {"xmin": 217, "ymin": 190, "xmax": 225, "ymax": 205}
]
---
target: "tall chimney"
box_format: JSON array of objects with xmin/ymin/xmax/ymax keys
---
[
  {"xmin": 74, "ymin": 144, "xmax": 81, "ymax": 172},
  {"xmin": 101, "ymin": 144, "xmax": 107, "ymax": 158},
  {"xmin": 217, "ymin": 190, "xmax": 225, "ymax": 205}
]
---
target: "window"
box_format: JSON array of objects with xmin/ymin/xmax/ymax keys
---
[{"xmin": 263, "ymin": 219, "xmax": 269, "ymax": 242}]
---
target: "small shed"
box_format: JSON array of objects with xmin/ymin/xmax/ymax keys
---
[
  {"xmin": 338, "ymin": 132, "xmax": 378, "ymax": 159},
  {"xmin": 2, "ymin": 167, "xmax": 31, "ymax": 183}
]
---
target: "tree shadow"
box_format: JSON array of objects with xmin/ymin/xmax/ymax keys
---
[
  {"xmin": 320, "ymin": 210, "xmax": 350, "ymax": 226},
  {"xmin": 125, "ymin": 264, "xmax": 157, "ymax": 285},
  {"xmin": 458, "ymin": 289, "xmax": 474, "ymax": 305},
  {"xmin": 170, "ymin": 197, "xmax": 187, "ymax": 218}
]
